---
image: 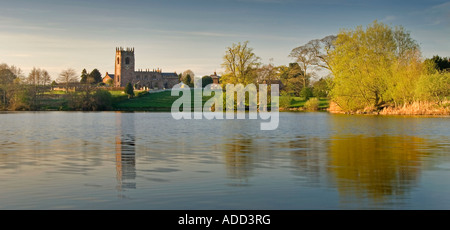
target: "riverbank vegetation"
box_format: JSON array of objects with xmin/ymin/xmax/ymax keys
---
[
  {"xmin": 328, "ymin": 21, "xmax": 449, "ymax": 115},
  {"xmin": 1, "ymin": 21, "xmax": 448, "ymax": 114}
]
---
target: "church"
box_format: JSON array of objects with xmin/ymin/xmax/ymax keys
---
[{"xmin": 109, "ymin": 47, "xmax": 180, "ymax": 89}]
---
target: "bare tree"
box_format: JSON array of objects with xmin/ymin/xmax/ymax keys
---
[
  {"xmin": 5, "ymin": 64, "xmax": 25, "ymax": 83},
  {"xmin": 57, "ymin": 68, "xmax": 78, "ymax": 92},
  {"xmin": 27, "ymin": 67, "xmax": 41, "ymax": 85},
  {"xmin": 310, "ymin": 35, "xmax": 337, "ymax": 72},
  {"xmin": 256, "ymin": 59, "xmax": 278, "ymax": 84},
  {"xmin": 290, "ymin": 35, "xmax": 337, "ymax": 85},
  {"xmin": 42, "ymin": 70, "xmax": 51, "ymax": 86}
]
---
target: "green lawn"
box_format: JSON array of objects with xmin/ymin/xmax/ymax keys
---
[
  {"xmin": 38, "ymin": 89, "xmax": 330, "ymax": 111},
  {"xmin": 114, "ymin": 90, "xmax": 330, "ymax": 111},
  {"xmin": 113, "ymin": 89, "xmax": 214, "ymax": 111},
  {"xmin": 282, "ymin": 96, "xmax": 330, "ymax": 109}
]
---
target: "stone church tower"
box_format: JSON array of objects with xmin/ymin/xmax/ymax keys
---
[
  {"xmin": 115, "ymin": 47, "xmax": 135, "ymax": 87},
  {"xmin": 112, "ymin": 47, "xmax": 180, "ymax": 89}
]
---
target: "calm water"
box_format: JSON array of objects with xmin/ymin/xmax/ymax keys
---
[{"xmin": 0, "ymin": 112, "xmax": 449, "ymax": 210}]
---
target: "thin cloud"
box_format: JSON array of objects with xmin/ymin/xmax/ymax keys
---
[{"xmin": 381, "ymin": 15, "xmax": 396, "ymax": 23}]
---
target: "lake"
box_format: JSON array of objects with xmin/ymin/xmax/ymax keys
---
[{"xmin": 0, "ymin": 112, "xmax": 449, "ymax": 210}]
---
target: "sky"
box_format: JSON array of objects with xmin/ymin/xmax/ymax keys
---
[{"xmin": 0, "ymin": 0, "xmax": 449, "ymax": 80}]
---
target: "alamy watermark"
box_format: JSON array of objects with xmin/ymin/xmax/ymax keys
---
[{"xmin": 170, "ymin": 81, "xmax": 280, "ymax": 131}]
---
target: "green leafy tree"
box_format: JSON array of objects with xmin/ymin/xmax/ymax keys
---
[
  {"xmin": 125, "ymin": 82, "xmax": 134, "ymax": 99},
  {"xmin": 89, "ymin": 69, "xmax": 102, "ymax": 84},
  {"xmin": 80, "ymin": 69, "xmax": 88, "ymax": 83},
  {"xmin": 329, "ymin": 21, "xmax": 420, "ymax": 111},
  {"xmin": 312, "ymin": 78, "xmax": 331, "ymax": 98},
  {"xmin": 51, "ymin": 80, "xmax": 57, "ymax": 89},
  {"xmin": 279, "ymin": 63, "xmax": 306, "ymax": 96},
  {"xmin": 300, "ymin": 87, "xmax": 313, "ymax": 100},
  {"xmin": 93, "ymin": 89, "xmax": 113, "ymax": 110},
  {"xmin": 181, "ymin": 69, "xmax": 195, "ymax": 87},
  {"xmin": 415, "ymin": 72, "xmax": 450, "ymax": 104},
  {"xmin": 183, "ymin": 74, "xmax": 194, "ymax": 87},
  {"xmin": 201, "ymin": 75, "xmax": 213, "ymax": 88},
  {"xmin": 221, "ymin": 41, "xmax": 260, "ymax": 85},
  {"xmin": 425, "ymin": 55, "xmax": 450, "ymax": 72}
]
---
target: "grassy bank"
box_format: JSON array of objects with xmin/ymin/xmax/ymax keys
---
[
  {"xmin": 279, "ymin": 97, "xmax": 330, "ymax": 111},
  {"xmin": 36, "ymin": 90, "xmax": 332, "ymax": 112},
  {"xmin": 112, "ymin": 90, "xmax": 214, "ymax": 111}
]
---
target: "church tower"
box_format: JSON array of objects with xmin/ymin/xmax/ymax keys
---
[{"xmin": 115, "ymin": 47, "xmax": 135, "ymax": 87}]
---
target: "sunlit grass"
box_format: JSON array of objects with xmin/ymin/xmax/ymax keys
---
[{"xmin": 282, "ymin": 96, "xmax": 330, "ymax": 109}]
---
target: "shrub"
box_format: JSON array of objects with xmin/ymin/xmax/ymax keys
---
[
  {"xmin": 300, "ymin": 87, "xmax": 313, "ymax": 100},
  {"xmin": 279, "ymin": 93, "xmax": 292, "ymax": 109},
  {"xmin": 304, "ymin": 97, "xmax": 319, "ymax": 111},
  {"xmin": 124, "ymin": 82, "xmax": 134, "ymax": 99},
  {"xmin": 93, "ymin": 89, "xmax": 113, "ymax": 111}
]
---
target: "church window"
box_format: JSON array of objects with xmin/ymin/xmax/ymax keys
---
[
  {"xmin": 125, "ymin": 57, "xmax": 130, "ymax": 65},
  {"xmin": 117, "ymin": 57, "xmax": 120, "ymax": 64}
]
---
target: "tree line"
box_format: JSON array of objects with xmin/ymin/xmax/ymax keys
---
[
  {"xmin": 2, "ymin": 20, "xmax": 448, "ymax": 113},
  {"xmin": 215, "ymin": 21, "xmax": 449, "ymax": 112},
  {"xmin": 0, "ymin": 65, "xmax": 115, "ymax": 111}
]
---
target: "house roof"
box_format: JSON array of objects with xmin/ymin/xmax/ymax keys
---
[
  {"xmin": 103, "ymin": 73, "xmax": 114, "ymax": 81},
  {"xmin": 210, "ymin": 72, "xmax": 221, "ymax": 79}
]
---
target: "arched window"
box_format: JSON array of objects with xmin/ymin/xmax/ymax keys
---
[
  {"xmin": 117, "ymin": 57, "xmax": 120, "ymax": 64},
  {"xmin": 125, "ymin": 57, "xmax": 130, "ymax": 65},
  {"xmin": 117, "ymin": 75, "xmax": 120, "ymax": 83}
]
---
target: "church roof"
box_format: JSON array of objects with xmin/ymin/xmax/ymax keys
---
[{"xmin": 162, "ymin": 72, "xmax": 178, "ymax": 78}]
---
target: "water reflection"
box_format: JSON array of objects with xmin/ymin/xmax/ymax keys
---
[
  {"xmin": 115, "ymin": 113, "xmax": 136, "ymax": 191},
  {"xmin": 223, "ymin": 135, "xmax": 255, "ymax": 183},
  {"xmin": 0, "ymin": 112, "xmax": 449, "ymax": 209},
  {"xmin": 285, "ymin": 136, "xmax": 328, "ymax": 185},
  {"xmin": 328, "ymin": 135, "xmax": 427, "ymax": 205}
]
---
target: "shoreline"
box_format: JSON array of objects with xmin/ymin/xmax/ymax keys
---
[{"xmin": 1, "ymin": 108, "xmax": 449, "ymax": 117}]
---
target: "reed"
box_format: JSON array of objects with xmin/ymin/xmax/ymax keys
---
[{"xmin": 379, "ymin": 101, "xmax": 450, "ymax": 115}]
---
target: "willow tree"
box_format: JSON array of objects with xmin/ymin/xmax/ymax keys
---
[{"xmin": 329, "ymin": 21, "xmax": 421, "ymax": 111}]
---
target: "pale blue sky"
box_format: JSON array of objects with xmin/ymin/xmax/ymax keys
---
[{"xmin": 0, "ymin": 0, "xmax": 449, "ymax": 79}]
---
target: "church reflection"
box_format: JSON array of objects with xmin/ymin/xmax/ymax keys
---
[{"xmin": 115, "ymin": 112, "xmax": 136, "ymax": 191}]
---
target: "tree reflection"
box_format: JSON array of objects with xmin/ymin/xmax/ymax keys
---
[
  {"xmin": 223, "ymin": 135, "xmax": 254, "ymax": 183},
  {"xmin": 285, "ymin": 136, "xmax": 328, "ymax": 185},
  {"xmin": 115, "ymin": 112, "xmax": 136, "ymax": 191},
  {"xmin": 328, "ymin": 135, "xmax": 428, "ymax": 203}
]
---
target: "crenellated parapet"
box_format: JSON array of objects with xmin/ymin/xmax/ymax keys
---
[{"xmin": 116, "ymin": 47, "xmax": 135, "ymax": 53}]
